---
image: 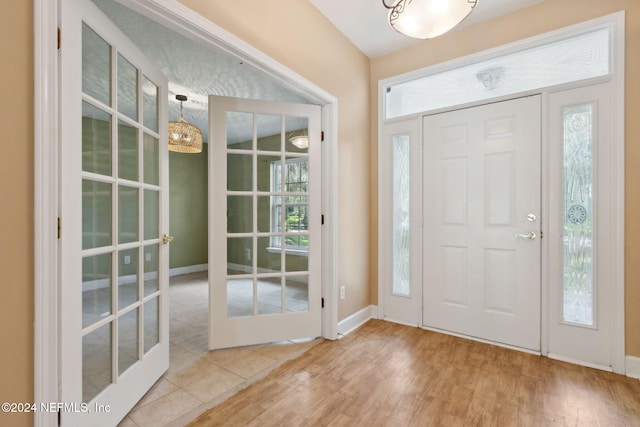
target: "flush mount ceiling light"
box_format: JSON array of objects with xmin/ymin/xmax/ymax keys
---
[
  {"xmin": 168, "ymin": 94, "xmax": 203, "ymax": 153},
  {"xmin": 382, "ymin": 0, "xmax": 478, "ymax": 40}
]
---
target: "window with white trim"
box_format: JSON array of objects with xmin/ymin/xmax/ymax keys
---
[{"xmin": 270, "ymin": 157, "xmax": 309, "ymax": 254}]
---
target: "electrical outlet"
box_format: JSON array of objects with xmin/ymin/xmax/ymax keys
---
[
  {"xmin": 339, "ymin": 285, "xmax": 346, "ymax": 300},
  {"xmin": 124, "ymin": 255, "xmax": 131, "ymax": 265}
]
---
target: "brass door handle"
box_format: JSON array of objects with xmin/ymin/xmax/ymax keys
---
[{"xmin": 162, "ymin": 234, "xmax": 174, "ymax": 244}]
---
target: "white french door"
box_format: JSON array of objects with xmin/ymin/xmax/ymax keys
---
[
  {"xmin": 422, "ymin": 96, "xmax": 541, "ymax": 351},
  {"xmin": 209, "ymin": 96, "xmax": 322, "ymax": 349},
  {"xmin": 59, "ymin": 0, "xmax": 169, "ymax": 425}
]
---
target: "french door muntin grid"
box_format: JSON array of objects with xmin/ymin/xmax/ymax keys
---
[
  {"xmin": 80, "ymin": 51, "xmax": 162, "ymax": 400},
  {"xmin": 226, "ymin": 113, "xmax": 310, "ymax": 316}
]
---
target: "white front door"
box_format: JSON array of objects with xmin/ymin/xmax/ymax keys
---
[
  {"xmin": 59, "ymin": 0, "xmax": 169, "ymax": 424},
  {"xmin": 422, "ymin": 96, "xmax": 541, "ymax": 351},
  {"xmin": 209, "ymin": 96, "xmax": 322, "ymax": 349}
]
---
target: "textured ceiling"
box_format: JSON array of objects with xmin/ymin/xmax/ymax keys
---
[{"xmin": 92, "ymin": 0, "xmax": 313, "ymax": 144}]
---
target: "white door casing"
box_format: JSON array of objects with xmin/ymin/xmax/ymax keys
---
[
  {"xmin": 209, "ymin": 96, "xmax": 322, "ymax": 349},
  {"xmin": 59, "ymin": 0, "xmax": 169, "ymax": 425},
  {"xmin": 422, "ymin": 96, "xmax": 542, "ymax": 351}
]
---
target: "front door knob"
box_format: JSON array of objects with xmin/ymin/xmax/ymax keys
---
[{"xmin": 515, "ymin": 231, "xmax": 536, "ymax": 240}]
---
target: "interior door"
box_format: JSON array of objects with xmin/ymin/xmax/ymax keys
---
[
  {"xmin": 209, "ymin": 96, "xmax": 321, "ymax": 349},
  {"xmin": 59, "ymin": 0, "xmax": 169, "ymax": 425},
  {"xmin": 422, "ymin": 96, "xmax": 541, "ymax": 351}
]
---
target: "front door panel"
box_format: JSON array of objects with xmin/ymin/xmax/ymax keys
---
[{"xmin": 422, "ymin": 96, "xmax": 541, "ymax": 351}]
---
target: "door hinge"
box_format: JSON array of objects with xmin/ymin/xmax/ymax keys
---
[
  {"xmin": 540, "ymin": 230, "xmax": 543, "ymax": 239},
  {"xmin": 321, "ymin": 297, "xmax": 324, "ymax": 308},
  {"xmin": 321, "ymin": 214, "xmax": 325, "ymax": 225},
  {"xmin": 57, "ymin": 217, "xmax": 61, "ymax": 239},
  {"xmin": 321, "ymin": 131, "xmax": 325, "ymax": 142},
  {"xmin": 57, "ymin": 27, "xmax": 61, "ymax": 50}
]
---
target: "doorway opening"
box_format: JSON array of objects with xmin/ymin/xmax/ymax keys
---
[{"xmin": 34, "ymin": 0, "xmax": 339, "ymax": 424}]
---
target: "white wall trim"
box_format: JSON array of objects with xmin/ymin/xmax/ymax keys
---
[
  {"xmin": 337, "ymin": 305, "xmax": 378, "ymax": 337},
  {"xmin": 169, "ymin": 263, "xmax": 208, "ymax": 277},
  {"xmin": 34, "ymin": 0, "xmax": 60, "ymax": 425},
  {"xmin": 547, "ymin": 353, "xmax": 614, "ymax": 373},
  {"xmin": 626, "ymin": 356, "xmax": 640, "ymax": 380},
  {"xmin": 36, "ymin": 1, "xmax": 339, "ymax": 425}
]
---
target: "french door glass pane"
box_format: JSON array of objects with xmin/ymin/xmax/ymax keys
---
[
  {"xmin": 257, "ymin": 278, "xmax": 282, "ymax": 314},
  {"xmin": 285, "ymin": 251, "xmax": 308, "ymax": 272},
  {"xmin": 142, "ymin": 75, "xmax": 158, "ymax": 132},
  {"xmin": 82, "ymin": 23, "xmax": 111, "ymax": 106},
  {"xmin": 118, "ymin": 248, "xmax": 139, "ymax": 310},
  {"xmin": 227, "ymin": 153, "xmax": 253, "ymax": 191},
  {"xmin": 284, "ymin": 157, "xmax": 309, "ymax": 193},
  {"xmin": 227, "ymin": 279, "xmax": 253, "ymax": 317},
  {"xmin": 285, "ymin": 116, "xmax": 309, "ymax": 154},
  {"xmin": 392, "ymin": 135, "xmax": 410, "ymax": 297},
  {"xmin": 118, "ymin": 185, "xmax": 139, "ymax": 244},
  {"xmin": 285, "ymin": 276, "xmax": 309, "ymax": 312},
  {"xmin": 143, "ymin": 133, "xmax": 159, "ymax": 185},
  {"xmin": 227, "ymin": 196, "xmax": 253, "ymax": 233},
  {"xmin": 258, "ymin": 155, "xmax": 280, "ymax": 192},
  {"xmin": 227, "ymin": 237, "xmax": 253, "ymax": 275},
  {"xmin": 144, "ymin": 190, "xmax": 159, "ymax": 240},
  {"xmin": 257, "ymin": 196, "xmax": 273, "ymax": 233},
  {"xmin": 226, "ymin": 111, "xmax": 253, "ymax": 150},
  {"xmin": 82, "ymin": 180, "xmax": 112, "ymax": 250},
  {"xmin": 257, "ymin": 114, "xmax": 281, "ymax": 151},
  {"xmin": 257, "ymin": 236, "xmax": 281, "ymax": 273},
  {"xmin": 562, "ymin": 104, "xmax": 594, "ymax": 325},
  {"xmin": 82, "ymin": 322, "xmax": 112, "ymax": 402},
  {"xmin": 143, "ymin": 297, "xmax": 159, "ymax": 353},
  {"xmin": 117, "ymin": 54, "xmax": 138, "ymax": 121},
  {"xmin": 118, "ymin": 308, "xmax": 139, "ymax": 376},
  {"xmin": 118, "ymin": 120, "xmax": 138, "ymax": 181},
  {"xmin": 82, "ymin": 102, "xmax": 112, "ymax": 176},
  {"xmin": 82, "ymin": 253, "xmax": 112, "ymax": 328},
  {"xmin": 144, "ymin": 244, "xmax": 159, "ymax": 296}
]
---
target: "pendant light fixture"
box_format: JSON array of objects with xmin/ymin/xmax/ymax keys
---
[
  {"xmin": 289, "ymin": 129, "xmax": 309, "ymax": 149},
  {"xmin": 382, "ymin": 0, "xmax": 478, "ymax": 40},
  {"xmin": 168, "ymin": 94, "xmax": 203, "ymax": 153}
]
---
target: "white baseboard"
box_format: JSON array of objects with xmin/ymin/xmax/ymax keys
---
[
  {"xmin": 337, "ymin": 305, "xmax": 378, "ymax": 337},
  {"xmin": 626, "ymin": 355, "xmax": 640, "ymax": 380},
  {"xmin": 169, "ymin": 263, "xmax": 208, "ymax": 277},
  {"xmin": 547, "ymin": 353, "xmax": 613, "ymax": 372}
]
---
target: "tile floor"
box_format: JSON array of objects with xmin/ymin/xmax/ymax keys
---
[{"xmin": 117, "ymin": 271, "xmax": 319, "ymax": 426}]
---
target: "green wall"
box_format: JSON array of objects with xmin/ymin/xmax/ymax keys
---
[{"xmin": 169, "ymin": 145, "xmax": 209, "ymax": 269}]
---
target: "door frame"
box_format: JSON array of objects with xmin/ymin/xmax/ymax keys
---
[
  {"xmin": 378, "ymin": 12, "xmax": 625, "ymax": 373},
  {"xmin": 34, "ymin": 0, "xmax": 339, "ymax": 425}
]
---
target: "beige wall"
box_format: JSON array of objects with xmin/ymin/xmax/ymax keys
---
[
  {"xmin": 177, "ymin": 0, "xmax": 373, "ymax": 319},
  {"xmin": 369, "ymin": 0, "xmax": 640, "ymax": 357},
  {"xmin": 0, "ymin": 1, "xmax": 33, "ymax": 425}
]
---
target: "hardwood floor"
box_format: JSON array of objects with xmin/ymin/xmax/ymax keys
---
[{"xmin": 189, "ymin": 320, "xmax": 640, "ymax": 426}]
